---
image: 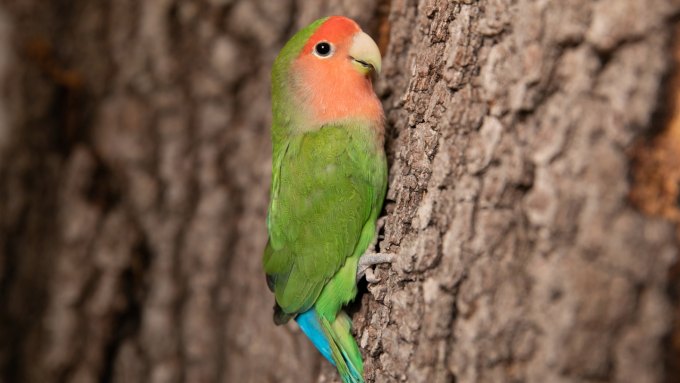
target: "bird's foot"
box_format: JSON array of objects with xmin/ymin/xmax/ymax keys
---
[{"xmin": 357, "ymin": 252, "xmax": 395, "ymax": 283}]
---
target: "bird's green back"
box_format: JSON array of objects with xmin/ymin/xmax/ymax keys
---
[{"xmin": 264, "ymin": 120, "xmax": 386, "ymax": 319}]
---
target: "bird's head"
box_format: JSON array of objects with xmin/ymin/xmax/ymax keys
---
[{"xmin": 273, "ymin": 16, "xmax": 384, "ymax": 129}]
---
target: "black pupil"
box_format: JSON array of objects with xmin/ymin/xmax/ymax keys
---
[{"xmin": 315, "ymin": 42, "xmax": 331, "ymax": 56}]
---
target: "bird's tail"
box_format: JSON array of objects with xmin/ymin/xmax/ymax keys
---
[{"xmin": 296, "ymin": 308, "xmax": 364, "ymax": 383}]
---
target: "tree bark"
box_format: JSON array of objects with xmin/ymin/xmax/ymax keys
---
[{"xmin": 1, "ymin": 1, "xmax": 679, "ymax": 383}]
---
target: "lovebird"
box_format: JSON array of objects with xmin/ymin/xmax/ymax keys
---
[{"xmin": 263, "ymin": 16, "xmax": 392, "ymax": 383}]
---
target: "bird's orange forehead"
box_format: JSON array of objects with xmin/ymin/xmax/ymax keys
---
[{"xmin": 300, "ymin": 16, "xmax": 361, "ymax": 55}]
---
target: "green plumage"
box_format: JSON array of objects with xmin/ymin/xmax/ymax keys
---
[
  {"xmin": 265, "ymin": 123, "xmax": 386, "ymax": 317},
  {"xmin": 264, "ymin": 17, "xmax": 387, "ymax": 383}
]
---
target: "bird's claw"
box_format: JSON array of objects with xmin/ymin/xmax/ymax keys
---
[
  {"xmin": 356, "ymin": 216, "xmax": 393, "ymax": 283},
  {"xmin": 356, "ymin": 252, "xmax": 395, "ymax": 283},
  {"xmin": 364, "ymin": 268, "xmax": 381, "ymax": 283}
]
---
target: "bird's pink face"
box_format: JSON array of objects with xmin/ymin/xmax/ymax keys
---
[{"xmin": 291, "ymin": 16, "xmax": 383, "ymax": 127}]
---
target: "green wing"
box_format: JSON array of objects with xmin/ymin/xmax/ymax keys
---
[{"xmin": 264, "ymin": 123, "xmax": 385, "ymax": 315}]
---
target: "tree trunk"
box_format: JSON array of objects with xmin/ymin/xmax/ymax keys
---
[{"xmin": 1, "ymin": 1, "xmax": 679, "ymax": 382}]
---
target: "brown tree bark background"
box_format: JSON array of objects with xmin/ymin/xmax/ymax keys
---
[{"xmin": 1, "ymin": 1, "xmax": 679, "ymax": 382}]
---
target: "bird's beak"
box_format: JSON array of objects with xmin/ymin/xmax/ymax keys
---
[{"xmin": 349, "ymin": 31, "xmax": 382, "ymax": 76}]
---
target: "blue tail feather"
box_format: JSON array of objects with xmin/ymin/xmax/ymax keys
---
[
  {"xmin": 296, "ymin": 309, "xmax": 335, "ymax": 366},
  {"xmin": 295, "ymin": 309, "xmax": 364, "ymax": 383}
]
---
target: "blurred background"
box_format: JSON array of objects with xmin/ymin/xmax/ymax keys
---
[{"xmin": 0, "ymin": 1, "xmax": 679, "ymax": 382}]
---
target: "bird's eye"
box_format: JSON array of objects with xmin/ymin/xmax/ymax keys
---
[{"xmin": 313, "ymin": 42, "xmax": 333, "ymax": 58}]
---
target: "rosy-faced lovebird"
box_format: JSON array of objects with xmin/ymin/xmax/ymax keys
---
[{"xmin": 263, "ymin": 16, "xmax": 389, "ymax": 383}]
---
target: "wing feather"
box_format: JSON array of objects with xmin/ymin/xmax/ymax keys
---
[{"xmin": 264, "ymin": 124, "xmax": 377, "ymax": 314}]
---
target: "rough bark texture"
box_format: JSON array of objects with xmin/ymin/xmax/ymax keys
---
[{"xmin": 1, "ymin": 1, "xmax": 679, "ymax": 383}]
